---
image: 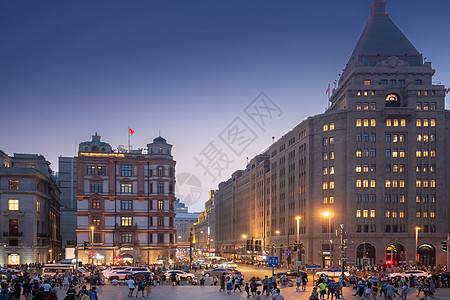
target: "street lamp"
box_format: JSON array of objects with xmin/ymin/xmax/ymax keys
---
[
  {"xmin": 322, "ymin": 211, "xmax": 332, "ymax": 267},
  {"xmin": 49, "ymin": 249, "xmax": 52, "ymax": 263},
  {"xmin": 296, "ymin": 216, "xmax": 301, "ymax": 271},
  {"xmin": 415, "ymin": 227, "xmax": 420, "ymax": 267},
  {"xmin": 90, "ymin": 226, "xmax": 95, "ymax": 265}
]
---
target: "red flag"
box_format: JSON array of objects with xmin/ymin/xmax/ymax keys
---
[
  {"xmin": 446, "ymin": 87, "xmax": 450, "ymax": 94},
  {"xmin": 325, "ymin": 86, "xmax": 330, "ymax": 94},
  {"xmin": 129, "ymin": 127, "xmax": 135, "ymax": 135}
]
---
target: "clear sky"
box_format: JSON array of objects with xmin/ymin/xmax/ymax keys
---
[{"xmin": 1, "ymin": 0, "xmax": 449, "ymax": 211}]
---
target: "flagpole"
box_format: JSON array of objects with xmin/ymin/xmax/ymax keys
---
[{"xmin": 128, "ymin": 126, "xmax": 131, "ymax": 152}]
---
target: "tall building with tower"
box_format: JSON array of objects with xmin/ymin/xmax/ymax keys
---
[
  {"xmin": 75, "ymin": 133, "xmax": 176, "ymax": 265},
  {"xmin": 213, "ymin": 0, "xmax": 450, "ymax": 267}
]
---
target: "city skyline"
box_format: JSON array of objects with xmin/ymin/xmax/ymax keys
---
[{"xmin": 1, "ymin": 0, "xmax": 450, "ymax": 211}]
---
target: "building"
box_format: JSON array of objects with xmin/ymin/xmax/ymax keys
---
[
  {"xmin": 57, "ymin": 157, "xmax": 77, "ymax": 249},
  {"xmin": 75, "ymin": 133, "xmax": 176, "ymax": 265},
  {"xmin": 192, "ymin": 190, "xmax": 218, "ymax": 255},
  {"xmin": 213, "ymin": 0, "xmax": 449, "ymax": 267},
  {"xmin": 0, "ymin": 151, "xmax": 62, "ymax": 265},
  {"xmin": 174, "ymin": 199, "xmax": 200, "ymax": 243}
]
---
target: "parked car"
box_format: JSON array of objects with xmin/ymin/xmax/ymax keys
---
[
  {"xmin": 103, "ymin": 267, "xmax": 128, "ymax": 279},
  {"xmin": 275, "ymin": 270, "xmax": 308, "ymax": 279},
  {"xmin": 389, "ymin": 270, "xmax": 429, "ymax": 278},
  {"xmin": 130, "ymin": 272, "xmax": 154, "ymax": 280},
  {"xmin": 203, "ymin": 268, "xmax": 233, "ymax": 277},
  {"xmin": 124, "ymin": 267, "xmax": 150, "ymax": 274},
  {"xmin": 315, "ymin": 267, "xmax": 350, "ymax": 278},
  {"xmin": 109, "ymin": 271, "xmax": 133, "ymax": 280},
  {"xmin": 164, "ymin": 270, "xmax": 196, "ymax": 280},
  {"xmin": 224, "ymin": 262, "xmax": 238, "ymax": 269}
]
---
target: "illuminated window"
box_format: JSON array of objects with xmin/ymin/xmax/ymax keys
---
[
  {"xmin": 393, "ymin": 165, "xmax": 398, "ymax": 172},
  {"xmin": 329, "ymin": 123, "xmax": 335, "ymax": 130},
  {"xmin": 363, "ymin": 210, "xmax": 368, "ymax": 218},
  {"xmin": 370, "ymin": 180, "xmax": 376, "ymax": 188},
  {"xmin": 392, "ymin": 211, "xmax": 397, "ymax": 218},
  {"xmin": 370, "ymin": 119, "xmax": 376, "ymax": 127},
  {"xmin": 400, "ymin": 195, "xmax": 405, "ymax": 203},
  {"xmin": 322, "ymin": 182, "xmax": 328, "ymax": 190},
  {"xmin": 416, "ymin": 211, "xmax": 421, "ymax": 218},
  {"xmin": 92, "ymin": 216, "xmax": 101, "ymax": 226},
  {"xmin": 323, "ymin": 197, "xmax": 328, "ymax": 204},
  {"xmin": 416, "ymin": 180, "xmax": 421, "ymax": 188},
  {"xmin": 392, "ymin": 150, "xmax": 398, "ymax": 158},
  {"xmin": 356, "ymin": 119, "xmax": 362, "ymax": 127},
  {"xmin": 9, "ymin": 180, "xmax": 19, "ymax": 190},
  {"xmin": 423, "ymin": 180, "xmax": 429, "ymax": 188},
  {"xmin": 329, "ymin": 152, "xmax": 334, "ymax": 160},
  {"xmin": 158, "ymin": 200, "xmax": 164, "ymax": 210},
  {"xmin": 356, "ymin": 102, "xmax": 362, "ymax": 110},
  {"xmin": 430, "ymin": 211, "xmax": 435, "ymax": 218},
  {"xmin": 399, "ymin": 180, "xmax": 405, "ymax": 188},
  {"xmin": 392, "ymin": 180, "xmax": 398, "ymax": 188},
  {"xmin": 417, "ymin": 134, "xmax": 422, "ymax": 142},
  {"xmin": 416, "ymin": 102, "xmax": 422, "ymax": 110},
  {"xmin": 355, "ymin": 165, "xmax": 361, "ymax": 173},
  {"xmin": 356, "ymin": 210, "xmax": 361, "ymax": 218},
  {"xmin": 385, "ymin": 210, "xmax": 390, "ymax": 218},
  {"xmin": 370, "ymin": 102, "xmax": 376, "ymax": 110},
  {"xmin": 87, "ymin": 165, "xmax": 96, "ymax": 175},
  {"xmin": 399, "ymin": 210, "xmax": 405, "ymax": 218},
  {"xmin": 393, "ymin": 119, "xmax": 399, "ymax": 127},
  {"xmin": 363, "ymin": 165, "xmax": 369, "ymax": 172},
  {"xmin": 357, "ymin": 91, "xmax": 361, "ymax": 96},
  {"xmin": 364, "ymin": 91, "xmax": 368, "ymax": 96},
  {"xmin": 356, "ymin": 180, "xmax": 362, "ymax": 188},
  {"xmin": 121, "ymin": 183, "xmax": 132, "ymax": 194},
  {"xmin": 416, "ymin": 119, "xmax": 421, "ymax": 127},
  {"xmin": 416, "ymin": 150, "xmax": 422, "ymax": 157},
  {"xmin": 323, "ymin": 124, "xmax": 328, "ymax": 131},
  {"xmin": 392, "ymin": 135, "xmax": 398, "ymax": 143},
  {"xmin": 363, "ymin": 180, "xmax": 369, "ymax": 188},
  {"xmin": 385, "ymin": 180, "xmax": 391, "ymax": 188},
  {"xmin": 423, "ymin": 149, "xmax": 429, "ymax": 157},
  {"xmin": 364, "ymin": 80, "xmax": 371, "ymax": 85},
  {"xmin": 323, "ymin": 153, "xmax": 328, "ymax": 160},
  {"xmin": 364, "ymin": 102, "xmax": 369, "ymax": 110},
  {"xmin": 386, "ymin": 119, "xmax": 392, "ymax": 127},
  {"xmin": 329, "ymin": 181, "xmax": 335, "ymax": 189},
  {"xmin": 423, "ymin": 211, "xmax": 428, "ymax": 218},
  {"xmin": 416, "ymin": 195, "xmax": 421, "ymax": 202},
  {"xmin": 399, "ymin": 150, "xmax": 405, "ymax": 158},
  {"xmin": 329, "ymin": 137, "xmax": 334, "ymax": 144},
  {"xmin": 356, "ymin": 150, "xmax": 362, "ymax": 157},
  {"xmin": 363, "ymin": 119, "xmax": 369, "ymax": 127},
  {"xmin": 323, "ymin": 167, "xmax": 328, "ymax": 175},
  {"xmin": 36, "ymin": 201, "xmax": 40, "ymax": 212},
  {"xmin": 329, "ymin": 196, "xmax": 334, "ymax": 204},
  {"xmin": 399, "ymin": 135, "xmax": 405, "ymax": 142},
  {"xmin": 329, "ymin": 167, "xmax": 335, "ymax": 174},
  {"xmin": 370, "ymin": 210, "xmax": 375, "ymax": 218},
  {"xmin": 430, "ymin": 150, "xmax": 435, "ymax": 157},
  {"xmin": 121, "ymin": 216, "xmax": 133, "ymax": 226},
  {"xmin": 97, "ymin": 165, "xmax": 106, "ymax": 175},
  {"xmin": 8, "ymin": 199, "xmax": 19, "ymax": 211},
  {"xmin": 401, "ymin": 119, "xmax": 406, "ymax": 126},
  {"xmin": 92, "ymin": 199, "xmax": 100, "ymax": 209},
  {"xmin": 423, "ymin": 119, "xmax": 429, "ymax": 127}
]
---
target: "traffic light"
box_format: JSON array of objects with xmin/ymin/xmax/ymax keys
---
[
  {"xmin": 386, "ymin": 260, "xmax": 392, "ymax": 265},
  {"xmin": 83, "ymin": 241, "xmax": 89, "ymax": 250},
  {"xmin": 441, "ymin": 241, "xmax": 447, "ymax": 252}
]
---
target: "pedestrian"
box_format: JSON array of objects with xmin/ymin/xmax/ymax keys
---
[
  {"xmin": 262, "ymin": 276, "xmax": 270, "ymax": 296},
  {"xmin": 244, "ymin": 283, "xmax": 250, "ymax": 297},
  {"xmin": 272, "ymin": 288, "xmax": 284, "ymax": 300},
  {"xmin": 255, "ymin": 291, "xmax": 262, "ymax": 300},
  {"xmin": 89, "ymin": 287, "xmax": 98, "ymax": 300},
  {"xmin": 400, "ymin": 282, "xmax": 409, "ymax": 300},
  {"xmin": 226, "ymin": 277, "xmax": 232, "ymax": 294},
  {"xmin": 136, "ymin": 278, "xmax": 145, "ymax": 297},
  {"xmin": 126, "ymin": 277, "xmax": 136, "ymax": 297},
  {"xmin": 234, "ymin": 278, "xmax": 241, "ymax": 292},
  {"xmin": 66, "ymin": 285, "xmax": 77, "ymax": 300},
  {"xmin": 296, "ymin": 274, "xmax": 301, "ymax": 292},
  {"xmin": 219, "ymin": 274, "xmax": 226, "ymax": 292},
  {"xmin": 250, "ymin": 280, "xmax": 257, "ymax": 297},
  {"xmin": 309, "ymin": 286, "xmax": 319, "ymax": 300},
  {"xmin": 302, "ymin": 273, "xmax": 308, "ymax": 291}
]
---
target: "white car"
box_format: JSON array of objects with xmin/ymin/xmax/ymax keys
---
[
  {"xmin": 224, "ymin": 262, "xmax": 238, "ymax": 269},
  {"xmin": 103, "ymin": 267, "xmax": 128, "ymax": 279},
  {"xmin": 389, "ymin": 270, "xmax": 429, "ymax": 278},
  {"xmin": 315, "ymin": 267, "xmax": 350, "ymax": 278},
  {"xmin": 124, "ymin": 267, "xmax": 150, "ymax": 274},
  {"xmin": 164, "ymin": 270, "xmax": 196, "ymax": 280},
  {"xmin": 109, "ymin": 271, "xmax": 133, "ymax": 280}
]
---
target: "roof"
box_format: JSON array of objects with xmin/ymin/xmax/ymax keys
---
[
  {"xmin": 346, "ymin": 0, "xmax": 422, "ymax": 67},
  {"xmin": 153, "ymin": 136, "xmax": 167, "ymax": 144}
]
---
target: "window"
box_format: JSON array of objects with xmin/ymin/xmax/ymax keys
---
[
  {"xmin": 370, "ymin": 150, "xmax": 376, "ymax": 157},
  {"xmin": 87, "ymin": 165, "xmax": 96, "ymax": 175},
  {"xmin": 121, "ymin": 183, "xmax": 132, "ymax": 193},
  {"xmin": 416, "ymin": 211, "xmax": 421, "ymax": 218},
  {"xmin": 430, "ymin": 211, "xmax": 435, "ymax": 218},
  {"xmin": 356, "ymin": 225, "xmax": 362, "ymax": 232},
  {"xmin": 93, "ymin": 233, "xmax": 102, "ymax": 244},
  {"xmin": 122, "ymin": 233, "xmax": 133, "ymax": 243},
  {"xmin": 329, "ymin": 123, "xmax": 335, "ymax": 130},
  {"xmin": 416, "ymin": 150, "xmax": 422, "ymax": 157},
  {"xmin": 356, "ymin": 119, "xmax": 362, "ymax": 127},
  {"xmin": 92, "ymin": 216, "xmax": 101, "ymax": 226},
  {"xmin": 423, "ymin": 211, "xmax": 428, "ymax": 218},
  {"xmin": 430, "ymin": 102, "xmax": 436, "ymax": 110},
  {"xmin": 400, "ymin": 194, "xmax": 405, "ymax": 203},
  {"xmin": 370, "ymin": 119, "xmax": 376, "ymax": 127},
  {"xmin": 385, "ymin": 210, "xmax": 390, "ymax": 218},
  {"xmin": 370, "ymin": 102, "xmax": 376, "ymax": 110},
  {"xmin": 8, "ymin": 199, "xmax": 19, "ymax": 211},
  {"xmin": 157, "ymin": 216, "xmax": 164, "ymax": 226},
  {"xmin": 91, "ymin": 183, "xmax": 102, "ymax": 193},
  {"xmin": 36, "ymin": 201, "xmax": 40, "ymax": 212},
  {"xmin": 364, "ymin": 80, "xmax": 371, "ymax": 85},
  {"xmin": 370, "ymin": 180, "xmax": 376, "ymax": 188},
  {"xmin": 121, "ymin": 200, "xmax": 132, "ymax": 210},
  {"xmin": 329, "ymin": 152, "xmax": 334, "ymax": 160},
  {"xmin": 385, "ymin": 180, "xmax": 391, "ymax": 188},
  {"xmin": 356, "ymin": 180, "xmax": 361, "ymax": 188},
  {"xmin": 363, "ymin": 165, "xmax": 369, "ymax": 172},
  {"xmin": 370, "ymin": 195, "xmax": 376, "ymax": 202},
  {"xmin": 121, "ymin": 165, "xmax": 132, "ymax": 177},
  {"xmin": 356, "ymin": 195, "xmax": 361, "ymax": 202},
  {"xmin": 158, "ymin": 167, "xmax": 164, "ymax": 177},
  {"xmin": 356, "ymin": 134, "xmax": 362, "ymax": 142},
  {"xmin": 370, "ymin": 134, "xmax": 376, "ymax": 142},
  {"xmin": 363, "ymin": 180, "xmax": 369, "ymax": 188},
  {"xmin": 356, "ymin": 102, "xmax": 362, "ymax": 110},
  {"xmin": 416, "ymin": 119, "xmax": 422, "ymax": 127},
  {"xmin": 329, "ymin": 181, "xmax": 335, "ymax": 189},
  {"xmin": 364, "ymin": 134, "xmax": 369, "ymax": 142},
  {"xmin": 415, "ymin": 79, "xmax": 422, "ymax": 85},
  {"xmin": 97, "ymin": 166, "xmax": 106, "ymax": 175},
  {"xmin": 385, "ymin": 195, "xmax": 391, "ymax": 202},
  {"xmin": 399, "ymin": 180, "xmax": 405, "ymax": 188},
  {"xmin": 386, "ymin": 164, "xmax": 391, "ymax": 172},
  {"xmin": 330, "ymin": 167, "xmax": 335, "ymax": 174},
  {"xmin": 323, "ymin": 197, "xmax": 328, "ymax": 204},
  {"xmin": 423, "ymin": 102, "xmax": 429, "ymax": 110},
  {"xmin": 322, "ymin": 182, "xmax": 328, "ymax": 190},
  {"xmin": 158, "ymin": 183, "xmax": 164, "ymax": 193},
  {"xmin": 363, "ymin": 119, "xmax": 369, "ymax": 127},
  {"xmin": 386, "ymin": 119, "xmax": 392, "ymax": 127},
  {"xmin": 329, "ymin": 196, "xmax": 334, "ymax": 204},
  {"xmin": 92, "ymin": 199, "xmax": 100, "ymax": 209},
  {"xmin": 392, "ymin": 211, "xmax": 397, "ymax": 218},
  {"xmin": 9, "ymin": 180, "xmax": 19, "ymax": 190},
  {"xmin": 416, "ymin": 102, "xmax": 422, "ymax": 110},
  {"xmin": 385, "ymin": 225, "xmax": 391, "ymax": 232},
  {"xmin": 323, "ymin": 167, "xmax": 328, "ymax": 175},
  {"xmin": 121, "ymin": 217, "xmax": 133, "ymax": 226},
  {"xmin": 416, "ymin": 180, "xmax": 421, "ymax": 188},
  {"xmin": 158, "ymin": 200, "xmax": 164, "ymax": 210},
  {"xmin": 430, "ymin": 119, "xmax": 436, "ymax": 127},
  {"xmin": 370, "ymin": 210, "xmax": 375, "ymax": 218},
  {"xmin": 356, "ymin": 149, "xmax": 362, "ymax": 157},
  {"xmin": 390, "ymin": 79, "xmax": 396, "ymax": 85},
  {"xmin": 356, "ymin": 210, "xmax": 361, "ymax": 218},
  {"xmin": 385, "ymin": 134, "xmax": 391, "ymax": 143},
  {"xmin": 398, "ymin": 79, "xmax": 405, "ymax": 85},
  {"xmin": 323, "ymin": 138, "xmax": 328, "ymax": 146},
  {"xmin": 399, "ymin": 210, "xmax": 405, "ymax": 218},
  {"xmin": 329, "ymin": 137, "xmax": 334, "ymax": 145},
  {"xmin": 355, "ymin": 165, "xmax": 361, "ymax": 173},
  {"xmin": 381, "ymin": 79, "xmax": 388, "ymax": 85},
  {"xmin": 158, "ymin": 233, "xmax": 164, "ymax": 243},
  {"xmin": 363, "ymin": 210, "xmax": 368, "ymax": 218},
  {"xmin": 423, "ymin": 119, "xmax": 429, "ymax": 127},
  {"xmin": 323, "ymin": 124, "xmax": 328, "ymax": 131}
]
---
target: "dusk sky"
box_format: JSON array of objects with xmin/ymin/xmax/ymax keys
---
[{"xmin": 1, "ymin": 0, "xmax": 449, "ymax": 211}]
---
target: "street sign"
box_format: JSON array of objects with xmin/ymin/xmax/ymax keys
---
[
  {"xmin": 286, "ymin": 249, "xmax": 292, "ymax": 256},
  {"xmin": 305, "ymin": 265, "xmax": 321, "ymax": 269},
  {"xmin": 297, "ymin": 262, "xmax": 302, "ymax": 267},
  {"xmin": 268, "ymin": 256, "xmax": 279, "ymax": 268}
]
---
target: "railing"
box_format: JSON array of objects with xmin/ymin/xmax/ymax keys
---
[{"xmin": 3, "ymin": 232, "xmax": 23, "ymax": 237}]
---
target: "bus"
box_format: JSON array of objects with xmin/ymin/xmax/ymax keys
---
[
  {"xmin": 41, "ymin": 264, "xmax": 76, "ymax": 277},
  {"xmin": 204, "ymin": 256, "xmax": 226, "ymax": 268}
]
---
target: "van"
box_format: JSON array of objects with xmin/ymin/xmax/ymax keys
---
[
  {"xmin": 124, "ymin": 267, "xmax": 150, "ymax": 274},
  {"xmin": 41, "ymin": 264, "xmax": 76, "ymax": 277}
]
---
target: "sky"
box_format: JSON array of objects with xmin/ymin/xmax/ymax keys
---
[{"xmin": 1, "ymin": 0, "xmax": 449, "ymax": 212}]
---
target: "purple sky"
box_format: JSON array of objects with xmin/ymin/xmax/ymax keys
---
[{"xmin": 1, "ymin": 0, "xmax": 449, "ymax": 211}]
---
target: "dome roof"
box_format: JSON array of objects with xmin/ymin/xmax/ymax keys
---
[{"xmin": 153, "ymin": 136, "xmax": 167, "ymax": 144}]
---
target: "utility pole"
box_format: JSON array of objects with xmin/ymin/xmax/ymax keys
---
[
  {"xmin": 340, "ymin": 224, "xmax": 346, "ymax": 279},
  {"xmin": 447, "ymin": 234, "xmax": 450, "ymax": 269},
  {"xmin": 189, "ymin": 232, "xmax": 193, "ymax": 269}
]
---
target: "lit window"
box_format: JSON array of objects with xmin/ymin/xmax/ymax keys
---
[
  {"xmin": 356, "ymin": 119, "xmax": 362, "ymax": 127},
  {"xmin": 370, "ymin": 102, "xmax": 376, "ymax": 110},
  {"xmin": 36, "ymin": 201, "xmax": 40, "ymax": 212},
  {"xmin": 363, "ymin": 180, "xmax": 369, "ymax": 188},
  {"xmin": 323, "ymin": 153, "xmax": 328, "ymax": 160},
  {"xmin": 363, "ymin": 210, "xmax": 368, "ymax": 218},
  {"xmin": 392, "ymin": 180, "xmax": 398, "ymax": 188},
  {"xmin": 393, "ymin": 119, "xmax": 399, "ymax": 127},
  {"xmin": 323, "ymin": 167, "xmax": 328, "ymax": 175},
  {"xmin": 430, "ymin": 211, "xmax": 435, "ymax": 218},
  {"xmin": 322, "ymin": 182, "xmax": 328, "ymax": 190},
  {"xmin": 363, "ymin": 102, "xmax": 369, "ymax": 110},
  {"xmin": 323, "ymin": 124, "xmax": 328, "ymax": 131},
  {"xmin": 329, "ymin": 137, "xmax": 334, "ymax": 144},
  {"xmin": 323, "ymin": 197, "xmax": 328, "ymax": 204},
  {"xmin": 356, "ymin": 210, "xmax": 361, "ymax": 218},
  {"xmin": 370, "ymin": 180, "xmax": 376, "ymax": 188},
  {"xmin": 423, "ymin": 119, "xmax": 429, "ymax": 127},
  {"xmin": 121, "ymin": 216, "xmax": 133, "ymax": 226},
  {"xmin": 92, "ymin": 216, "xmax": 101, "ymax": 226},
  {"xmin": 357, "ymin": 91, "xmax": 361, "ymax": 96},
  {"xmin": 400, "ymin": 195, "xmax": 405, "ymax": 203},
  {"xmin": 355, "ymin": 165, "xmax": 361, "ymax": 173},
  {"xmin": 430, "ymin": 150, "xmax": 435, "ymax": 157},
  {"xmin": 87, "ymin": 165, "xmax": 96, "ymax": 175},
  {"xmin": 329, "ymin": 123, "xmax": 335, "ymax": 130},
  {"xmin": 392, "ymin": 135, "xmax": 398, "ymax": 143},
  {"xmin": 329, "ymin": 181, "xmax": 335, "ymax": 189},
  {"xmin": 356, "ymin": 180, "xmax": 362, "ymax": 188},
  {"xmin": 393, "ymin": 165, "xmax": 398, "ymax": 172},
  {"xmin": 416, "ymin": 102, "xmax": 422, "ymax": 110},
  {"xmin": 356, "ymin": 150, "xmax": 362, "ymax": 157},
  {"xmin": 371, "ymin": 119, "xmax": 376, "ymax": 127},
  {"xmin": 363, "ymin": 119, "xmax": 369, "ymax": 127},
  {"xmin": 92, "ymin": 199, "xmax": 100, "ymax": 209},
  {"xmin": 385, "ymin": 180, "xmax": 391, "ymax": 188},
  {"xmin": 423, "ymin": 149, "xmax": 429, "ymax": 157},
  {"xmin": 364, "ymin": 91, "xmax": 368, "ymax": 96},
  {"xmin": 329, "ymin": 196, "xmax": 334, "ymax": 204},
  {"xmin": 399, "ymin": 210, "xmax": 405, "ymax": 218},
  {"xmin": 399, "ymin": 180, "xmax": 405, "ymax": 188},
  {"xmin": 399, "ymin": 135, "xmax": 405, "ymax": 142},
  {"xmin": 364, "ymin": 80, "xmax": 371, "ymax": 85},
  {"xmin": 416, "ymin": 211, "xmax": 421, "ymax": 218},
  {"xmin": 9, "ymin": 180, "xmax": 19, "ymax": 190},
  {"xmin": 423, "ymin": 211, "xmax": 428, "ymax": 218},
  {"xmin": 416, "ymin": 150, "xmax": 422, "ymax": 157},
  {"xmin": 416, "ymin": 119, "xmax": 422, "ymax": 127},
  {"xmin": 158, "ymin": 200, "xmax": 164, "ymax": 210},
  {"xmin": 385, "ymin": 210, "xmax": 390, "ymax": 218},
  {"xmin": 401, "ymin": 119, "xmax": 406, "ymax": 126},
  {"xmin": 392, "ymin": 151, "xmax": 398, "ymax": 158},
  {"xmin": 392, "ymin": 211, "xmax": 397, "ymax": 218},
  {"xmin": 423, "ymin": 180, "xmax": 429, "ymax": 188},
  {"xmin": 417, "ymin": 134, "xmax": 422, "ymax": 142},
  {"xmin": 8, "ymin": 199, "xmax": 19, "ymax": 211},
  {"xmin": 370, "ymin": 210, "xmax": 375, "ymax": 218},
  {"xmin": 386, "ymin": 119, "xmax": 392, "ymax": 127},
  {"xmin": 121, "ymin": 183, "xmax": 132, "ymax": 194},
  {"xmin": 416, "ymin": 180, "xmax": 421, "ymax": 188},
  {"xmin": 356, "ymin": 102, "xmax": 362, "ymax": 110},
  {"xmin": 329, "ymin": 167, "xmax": 335, "ymax": 174},
  {"xmin": 363, "ymin": 165, "xmax": 369, "ymax": 172},
  {"xmin": 329, "ymin": 152, "xmax": 334, "ymax": 160}
]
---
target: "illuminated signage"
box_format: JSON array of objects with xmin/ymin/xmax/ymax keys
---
[{"xmin": 79, "ymin": 152, "xmax": 125, "ymax": 158}]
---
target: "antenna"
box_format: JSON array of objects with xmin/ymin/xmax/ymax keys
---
[{"xmin": 272, "ymin": 136, "xmax": 275, "ymax": 144}]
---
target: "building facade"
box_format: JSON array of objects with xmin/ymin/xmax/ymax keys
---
[
  {"xmin": 57, "ymin": 157, "xmax": 77, "ymax": 249},
  {"xmin": 213, "ymin": 0, "xmax": 450, "ymax": 267},
  {"xmin": 174, "ymin": 199, "xmax": 200, "ymax": 243},
  {"xmin": 75, "ymin": 134, "xmax": 176, "ymax": 265},
  {"xmin": 0, "ymin": 151, "xmax": 62, "ymax": 265}
]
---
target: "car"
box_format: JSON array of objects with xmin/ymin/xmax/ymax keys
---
[
  {"xmin": 103, "ymin": 267, "xmax": 129, "ymax": 279},
  {"xmin": 124, "ymin": 267, "xmax": 150, "ymax": 274},
  {"xmin": 249, "ymin": 276, "xmax": 262, "ymax": 286},
  {"xmin": 203, "ymin": 268, "xmax": 233, "ymax": 277},
  {"xmin": 276, "ymin": 270, "xmax": 308, "ymax": 279},
  {"xmin": 224, "ymin": 262, "xmax": 238, "ymax": 269},
  {"xmin": 164, "ymin": 270, "xmax": 196, "ymax": 280},
  {"xmin": 315, "ymin": 267, "xmax": 350, "ymax": 278},
  {"xmin": 129, "ymin": 272, "xmax": 154, "ymax": 280},
  {"xmin": 109, "ymin": 271, "xmax": 133, "ymax": 280},
  {"xmin": 389, "ymin": 270, "xmax": 429, "ymax": 278}
]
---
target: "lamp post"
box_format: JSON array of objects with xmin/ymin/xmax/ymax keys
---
[
  {"xmin": 415, "ymin": 227, "xmax": 420, "ymax": 267},
  {"xmin": 189, "ymin": 232, "xmax": 193, "ymax": 269},
  {"xmin": 322, "ymin": 212, "xmax": 332, "ymax": 267},
  {"xmin": 90, "ymin": 226, "xmax": 95, "ymax": 265},
  {"xmin": 296, "ymin": 216, "xmax": 301, "ymax": 272}
]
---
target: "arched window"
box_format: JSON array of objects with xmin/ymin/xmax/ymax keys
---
[
  {"xmin": 385, "ymin": 93, "xmax": 400, "ymax": 107},
  {"xmin": 158, "ymin": 167, "xmax": 164, "ymax": 177}
]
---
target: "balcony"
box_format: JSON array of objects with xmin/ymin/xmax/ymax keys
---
[
  {"xmin": 37, "ymin": 233, "xmax": 50, "ymax": 238},
  {"xmin": 3, "ymin": 232, "xmax": 23, "ymax": 237}
]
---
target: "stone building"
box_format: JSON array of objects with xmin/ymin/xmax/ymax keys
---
[
  {"xmin": 213, "ymin": 0, "xmax": 449, "ymax": 267},
  {"xmin": 75, "ymin": 133, "xmax": 176, "ymax": 265},
  {"xmin": 57, "ymin": 157, "xmax": 77, "ymax": 249},
  {"xmin": 0, "ymin": 151, "xmax": 62, "ymax": 265}
]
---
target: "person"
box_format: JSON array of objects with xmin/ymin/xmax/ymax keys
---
[
  {"xmin": 77, "ymin": 285, "xmax": 89, "ymax": 299},
  {"xmin": 255, "ymin": 291, "xmax": 262, "ymax": 300},
  {"xmin": 272, "ymin": 288, "xmax": 284, "ymax": 300},
  {"xmin": 0, "ymin": 282, "xmax": 9, "ymax": 300},
  {"xmin": 126, "ymin": 277, "xmax": 136, "ymax": 297},
  {"xmin": 296, "ymin": 275, "xmax": 301, "ymax": 292},
  {"xmin": 136, "ymin": 278, "xmax": 145, "ymax": 297},
  {"xmin": 219, "ymin": 274, "xmax": 226, "ymax": 292},
  {"xmin": 318, "ymin": 281, "xmax": 327, "ymax": 300},
  {"xmin": 262, "ymin": 276, "xmax": 270, "ymax": 296},
  {"xmin": 309, "ymin": 286, "xmax": 319, "ymax": 300},
  {"xmin": 234, "ymin": 277, "xmax": 241, "ymax": 292},
  {"xmin": 328, "ymin": 280, "xmax": 336, "ymax": 300},
  {"xmin": 400, "ymin": 282, "xmax": 409, "ymax": 300},
  {"xmin": 170, "ymin": 273, "xmax": 177, "ymax": 286},
  {"xmin": 89, "ymin": 287, "xmax": 98, "ymax": 300},
  {"xmin": 226, "ymin": 277, "xmax": 232, "ymax": 294},
  {"xmin": 244, "ymin": 283, "xmax": 250, "ymax": 297},
  {"xmin": 145, "ymin": 278, "xmax": 152, "ymax": 297},
  {"xmin": 385, "ymin": 281, "xmax": 396, "ymax": 300},
  {"xmin": 66, "ymin": 285, "xmax": 77, "ymax": 300},
  {"xmin": 250, "ymin": 280, "xmax": 257, "ymax": 297},
  {"xmin": 302, "ymin": 273, "xmax": 308, "ymax": 291}
]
